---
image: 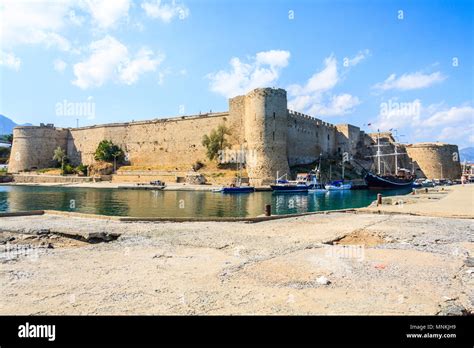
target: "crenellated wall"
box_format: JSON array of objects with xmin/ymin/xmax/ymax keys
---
[
  {"xmin": 67, "ymin": 112, "xmax": 235, "ymax": 169},
  {"xmin": 8, "ymin": 87, "xmax": 462, "ymax": 183},
  {"xmin": 287, "ymin": 110, "xmax": 338, "ymax": 166}
]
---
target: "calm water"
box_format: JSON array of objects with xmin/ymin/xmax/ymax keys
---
[{"xmin": 0, "ymin": 185, "xmax": 412, "ymax": 218}]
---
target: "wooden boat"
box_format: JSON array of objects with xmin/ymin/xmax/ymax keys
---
[{"xmin": 363, "ymin": 132, "xmax": 415, "ymax": 189}]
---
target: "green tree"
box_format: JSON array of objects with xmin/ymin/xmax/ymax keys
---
[
  {"xmin": 94, "ymin": 140, "xmax": 125, "ymax": 172},
  {"xmin": 0, "ymin": 134, "xmax": 13, "ymax": 143},
  {"xmin": 201, "ymin": 124, "xmax": 231, "ymax": 162},
  {"xmin": 52, "ymin": 147, "xmax": 67, "ymax": 174}
]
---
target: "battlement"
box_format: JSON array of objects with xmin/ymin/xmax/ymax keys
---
[
  {"xmin": 71, "ymin": 111, "xmax": 229, "ymax": 131},
  {"xmin": 287, "ymin": 109, "xmax": 336, "ymax": 128},
  {"xmin": 245, "ymin": 87, "xmax": 286, "ymax": 99},
  {"xmin": 8, "ymin": 86, "xmax": 460, "ymax": 182}
]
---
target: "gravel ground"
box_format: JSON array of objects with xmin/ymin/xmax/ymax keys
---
[{"xmin": 0, "ymin": 210, "xmax": 472, "ymax": 315}]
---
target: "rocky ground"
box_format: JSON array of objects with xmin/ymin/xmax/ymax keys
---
[{"xmin": 1, "ymin": 206, "xmax": 473, "ymax": 315}]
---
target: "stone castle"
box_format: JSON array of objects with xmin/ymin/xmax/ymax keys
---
[{"xmin": 8, "ymin": 88, "xmax": 461, "ymax": 184}]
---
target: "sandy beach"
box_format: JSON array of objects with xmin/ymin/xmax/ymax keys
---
[{"xmin": 0, "ymin": 185, "xmax": 472, "ymax": 315}]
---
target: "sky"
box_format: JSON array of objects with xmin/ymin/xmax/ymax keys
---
[{"xmin": 0, "ymin": 0, "xmax": 473, "ymax": 148}]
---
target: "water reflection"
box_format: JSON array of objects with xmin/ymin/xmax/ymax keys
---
[{"xmin": 0, "ymin": 186, "xmax": 412, "ymax": 218}]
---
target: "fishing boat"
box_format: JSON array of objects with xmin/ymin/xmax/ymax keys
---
[
  {"xmin": 324, "ymin": 156, "xmax": 351, "ymax": 191},
  {"xmin": 325, "ymin": 180, "xmax": 352, "ymax": 191},
  {"xmin": 270, "ymin": 175, "xmax": 309, "ymax": 193},
  {"xmin": 364, "ymin": 132, "xmax": 415, "ymax": 189},
  {"xmin": 219, "ymin": 186, "xmax": 255, "ymax": 193},
  {"xmin": 216, "ymin": 146, "xmax": 255, "ymax": 194},
  {"xmin": 271, "ymin": 169, "xmax": 326, "ymax": 193}
]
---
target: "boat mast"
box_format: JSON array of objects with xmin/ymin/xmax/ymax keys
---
[
  {"xmin": 394, "ymin": 143, "xmax": 398, "ymax": 175},
  {"xmin": 377, "ymin": 132, "xmax": 381, "ymax": 175},
  {"xmin": 341, "ymin": 159, "xmax": 345, "ymax": 180},
  {"xmin": 237, "ymin": 144, "xmax": 243, "ymax": 186}
]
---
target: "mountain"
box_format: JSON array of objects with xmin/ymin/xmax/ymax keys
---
[
  {"xmin": 460, "ymin": 147, "xmax": 474, "ymax": 163},
  {"xmin": 0, "ymin": 114, "xmax": 32, "ymax": 134}
]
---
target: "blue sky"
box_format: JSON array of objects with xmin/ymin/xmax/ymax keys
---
[{"xmin": 0, "ymin": 0, "xmax": 473, "ymax": 147}]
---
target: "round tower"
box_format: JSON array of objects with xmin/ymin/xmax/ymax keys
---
[
  {"xmin": 243, "ymin": 88, "xmax": 290, "ymax": 185},
  {"xmin": 406, "ymin": 142, "xmax": 461, "ymax": 179},
  {"xmin": 8, "ymin": 126, "xmax": 69, "ymax": 173}
]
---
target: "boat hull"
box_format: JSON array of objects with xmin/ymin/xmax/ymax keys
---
[
  {"xmin": 325, "ymin": 184, "xmax": 351, "ymax": 191},
  {"xmin": 364, "ymin": 172, "xmax": 414, "ymax": 189},
  {"xmin": 220, "ymin": 187, "xmax": 255, "ymax": 193},
  {"xmin": 270, "ymin": 185, "xmax": 308, "ymax": 193}
]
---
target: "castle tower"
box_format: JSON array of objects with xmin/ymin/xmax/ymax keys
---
[
  {"xmin": 406, "ymin": 143, "xmax": 461, "ymax": 179},
  {"xmin": 8, "ymin": 125, "xmax": 69, "ymax": 173},
  {"xmin": 241, "ymin": 88, "xmax": 290, "ymax": 185}
]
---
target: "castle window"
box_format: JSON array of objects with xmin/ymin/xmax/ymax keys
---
[
  {"xmin": 327, "ymin": 134, "xmax": 330, "ymax": 140},
  {"xmin": 273, "ymin": 112, "xmax": 275, "ymax": 119},
  {"xmin": 273, "ymin": 131, "xmax": 275, "ymax": 141}
]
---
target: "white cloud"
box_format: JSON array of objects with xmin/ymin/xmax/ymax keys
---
[
  {"xmin": 53, "ymin": 59, "xmax": 67, "ymax": 73},
  {"xmin": 288, "ymin": 55, "xmax": 338, "ymax": 96},
  {"xmin": 141, "ymin": 0, "xmax": 190, "ymax": 23},
  {"xmin": 287, "ymin": 54, "xmax": 360, "ymax": 117},
  {"xmin": 344, "ymin": 49, "xmax": 370, "ymax": 67},
  {"xmin": 437, "ymin": 124, "xmax": 474, "ymax": 143},
  {"xmin": 373, "ymin": 99, "xmax": 422, "ymax": 130},
  {"xmin": 0, "ymin": 0, "xmax": 132, "ymax": 55},
  {"xmin": 0, "ymin": 51, "xmax": 21, "ymax": 71},
  {"xmin": 207, "ymin": 50, "xmax": 291, "ymax": 98},
  {"xmin": 312, "ymin": 94, "xmax": 361, "ymax": 116},
  {"xmin": 423, "ymin": 105, "xmax": 474, "ymax": 127},
  {"xmin": 72, "ymin": 35, "xmax": 164, "ymax": 89},
  {"xmin": 119, "ymin": 48, "xmax": 164, "ymax": 85},
  {"xmin": 0, "ymin": 0, "xmax": 73, "ymax": 51},
  {"xmin": 372, "ymin": 99, "xmax": 474, "ymax": 147},
  {"xmin": 82, "ymin": 0, "xmax": 131, "ymax": 29},
  {"xmin": 373, "ymin": 71, "xmax": 446, "ymax": 91}
]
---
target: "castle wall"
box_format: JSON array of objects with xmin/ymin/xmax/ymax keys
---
[
  {"xmin": 335, "ymin": 124, "xmax": 361, "ymax": 157},
  {"xmin": 9, "ymin": 126, "xmax": 69, "ymax": 173},
  {"xmin": 8, "ymin": 87, "xmax": 462, "ymax": 184},
  {"xmin": 287, "ymin": 111, "xmax": 338, "ymax": 166},
  {"xmin": 67, "ymin": 112, "xmax": 235, "ymax": 169},
  {"xmin": 406, "ymin": 143, "xmax": 461, "ymax": 179}
]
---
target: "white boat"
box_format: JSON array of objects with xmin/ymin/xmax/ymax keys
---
[
  {"xmin": 325, "ymin": 180, "xmax": 352, "ymax": 191},
  {"xmin": 272, "ymin": 168, "xmax": 327, "ymax": 193}
]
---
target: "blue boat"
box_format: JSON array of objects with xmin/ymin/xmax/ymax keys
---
[{"xmin": 219, "ymin": 186, "xmax": 255, "ymax": 193}]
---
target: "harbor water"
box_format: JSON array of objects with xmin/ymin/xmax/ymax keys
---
[{"xmin": 0, "ymin": 185, "xmax": 412, "ymax": 218}]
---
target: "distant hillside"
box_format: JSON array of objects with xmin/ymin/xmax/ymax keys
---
[
  {"xmin": 460, "ymin": 147, "xmax": 474, "ymax": 162},
  {"xmin": 0, "ymin": 114, "xmax": 32, "ymax": 134}
]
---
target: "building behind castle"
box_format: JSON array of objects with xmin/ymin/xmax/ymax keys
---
[{"xmin": 8, "ymin": 88, "xmax": 461, "ymax": 184}]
